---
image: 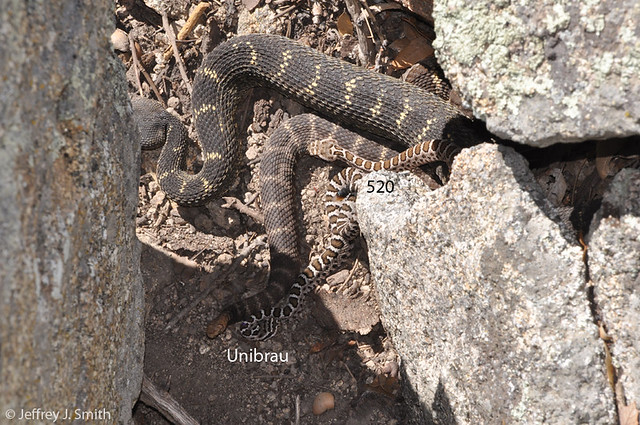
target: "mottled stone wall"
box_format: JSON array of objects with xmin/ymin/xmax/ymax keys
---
[
  {"xmin": 0, "ymin": 1, "xmax": 143, "ymax": 423},
  {"xmin": 588, "ymin": 169, "xmax": 640, "ymax": 409},
  {"xmin": 357, "ymin": 145, "xmax": 616, "ymax": 424},
  {"xmin": 434, "ymin": 1, "xmax": 640, "ymax": 146}
]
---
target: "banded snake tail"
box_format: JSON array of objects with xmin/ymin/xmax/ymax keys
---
[{"xmin": 237, "ymin": 168, "xmax": 363, "ymax": 340}]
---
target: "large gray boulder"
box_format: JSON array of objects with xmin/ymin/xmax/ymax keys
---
[
  {"xmin": 0, "ymin": 1, "xmax": 144, "ymax": 423},
  {"xmin": 356, "ymin": 144, "xmax": 615, "ymax": 424},
  {"xmin": 588, "ymin": 169, "xmax": 640, "ymax": 408},
  {"xmin": 433, "ymin": 1, "xmax": 640, "ymax": 146}
]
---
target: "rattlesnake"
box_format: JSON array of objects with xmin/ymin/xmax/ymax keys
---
[
  {"xmin": 231, "ymin": 140, "xmax": 460, "ymax": 340},
  {"xmin": 132, "ymin": 33, "xmax": 487, "ymax": 339}
]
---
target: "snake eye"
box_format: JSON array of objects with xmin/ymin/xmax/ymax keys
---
[{"xmin": 337, "ymin": 187, "xmax": 350, "ymax": 198}]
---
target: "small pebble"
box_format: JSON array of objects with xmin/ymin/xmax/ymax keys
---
[
  {"xmin": 111, "ymin": 28, "xmax": 129, "ymax": 52},
  {"xmin": 217, "ymin": 253, "xmax": 233, "ymax": 266},
  {"xmin": 312, "ymin": 392, "xmax": 335, "ymax": 415},
  {"xmin": 150, "ymin": 191, "xmax": 166, "ymax": 207},
  {"xmin": 246, "ymin": 144, "xmax": 260, "ymax": 161},
  {"xmin": 167, "ymin": 96, "xmax": 181, "ymax": 109}
]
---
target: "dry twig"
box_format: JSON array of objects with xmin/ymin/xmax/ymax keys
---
[
  {"xmin": 129, "ymin": 33, "xmax": 164, "ymax": 103},
  {"xmin": 138, "ymin": 231, "xmax": 215, "ymax": 273},
  {"xmin": 162, "ymin": 12, "xmax": 193, "ymax": 94},
  {"xmin": 294, "ymin": 394, "xmax": 301, "ymax": 425},
  {"xmin": 343, "ymin": 0, "xmax": 376, "ymax": 66},
  {"xmin": 273, "ymin": 4, "xmax": 297, "ymax": 19},
  {"xmin": 140, "ymin": 374, "xmax": 200, "ymax": 425},
  {"xmin": 163, "ymin": 2, "xmax": 212, "ymax": 62},
  {"xmin": 222, "ymin": 196, "xmax": 264, "ymax": 224}
]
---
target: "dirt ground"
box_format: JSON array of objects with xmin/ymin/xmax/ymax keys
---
[{"xmin": 115, "ymin": 0, "xmax": 639, "ymax": 423}]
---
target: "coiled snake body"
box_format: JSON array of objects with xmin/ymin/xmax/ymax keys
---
[{"xmin": 133, "ymin": 33, "xmax": 486, "ymax": 340}]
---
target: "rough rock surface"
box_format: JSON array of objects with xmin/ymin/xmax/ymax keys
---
[
  {"xmin": 588, "ymin": 168, "xmax": 640, "ymax": 407},
  {"xmin": 433, "ymin": 1, "xmax": 640, "ymax": 146},
  {"xmin": 356, "ymin": 144, "xmax": 615, "ymax": 424},
  {"xmin": 0, "ymin": 2, "xmax": 144, "ymax": 424}
]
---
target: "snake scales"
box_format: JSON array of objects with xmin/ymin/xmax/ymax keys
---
[{"xmin": 133, "ymin": 33, "xmax": 487, "ymax": 339}]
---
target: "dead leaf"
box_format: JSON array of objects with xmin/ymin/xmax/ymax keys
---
[
  {"xmin": 599, "ymin": 323, "xmax": 612, "ymax": 342},
  {"xmin": 401, "ymin": 16, "xmax": 433, "ymax": 43},
  {"xmin": 620, "ymin": 402, "xmax": 639, "ymax": 425},
  {"xmin": 377, "ymin": 374, "xmax": 398, "ymax": 394},
  {"xmin": 309, "ymin": 335, "xmax": 339, "ymax": 354},
  {"xmin": 402, "ymin": 19, "xmax": 420, "ymax": 40},
  {"xmin": 337, "ymin": 12, "xmax": 353, "ymax": 36},
  {"xmin": 603, "ymin": 342, "xmax": 615, "ymax": 389},
  {"xmin": 365, "ymin": 373, "xmax": 399, "ymax": 397},
  {"xmin": 595, "ymin": 140, "xmax": 625, "ymax": 179},
  {"xmin": 390, "ymin": 37, "xmax": 433, "ymax": 70},
  {"xmin": 388, "ymin": 37, "xmax": 412, "ymax": 53},
  {"xmin": 309, "ymin": 341, "xmax": 330, "ymax": 354}
]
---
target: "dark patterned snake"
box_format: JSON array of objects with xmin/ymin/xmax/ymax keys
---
[
  {"xmin": 238, "ymin": 167, "xmax": 363, "ymax": 340},
  {"xmin": 132, "ymin": 33, "xmax": 488, "ymax": 340},
  {"xmin": 236, "ymin": 139, "xmax": 461, "ymax": 340}
]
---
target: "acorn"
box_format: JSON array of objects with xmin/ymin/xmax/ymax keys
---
[{"xmin": 312, "ymin": 392, "xmax": 335, "ymax": 415}]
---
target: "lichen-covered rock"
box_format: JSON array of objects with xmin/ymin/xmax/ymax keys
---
[
  {"xmin": 237, "ymin": 5, "xmax": 280, "ymax": 36},
  {"xmin": 588, "ymin": 168, "xmax": 640, "ymax": 407},
  {"xmin": 0, "ymin": 2, "xmax": 143, "ymax": 424},
  {"xmin": 356, "ymin": 144, "xmax": 615, "ymax": 424},
  {"xmin": 433, "ymin": 1, "xmax": 640, "ymax": 146}
]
